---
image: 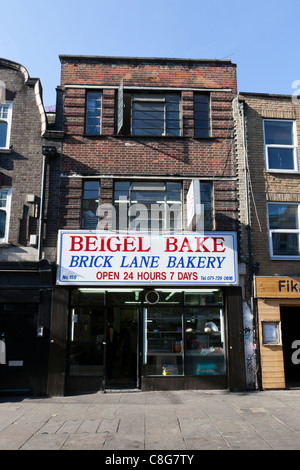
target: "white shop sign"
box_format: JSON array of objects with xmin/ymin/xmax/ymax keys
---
[{"xmin": 56, "ymin": 231, "xmax": 238, "ymax": 286}]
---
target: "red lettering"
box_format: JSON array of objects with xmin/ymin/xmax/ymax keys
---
[
  {"xmin": 123, "ymin": 236, "xmax": 136, "ymax": 252},
  {"xmin": 70, "ymin": 236, "xmax": 83, "ymax": 251},
  {"xmin": 195, "ymin": 237, "xmax": 210, "ymax": 252},
  {"xmin": 85, "ymin": 236, "xmax": 98, "ymax": 251},
  {"xmin": 212, "ymin": 237, "xmax": 225, "ymax": 252},
  {"xmin": 137, "ymin": 236, "xmax": 151, "ymax": 252},
  {"xmin": 165, "ymin": 237, "xmax": 178, "ymax": 252},
  {"xmin": 99, "ymin": 236, "xmax": 106, "ymax": 251},
  {"xmin": 106, "ymin": 236, "xmax": 121, "ymax": 252},
  {"xmin": 178, "ymin": 237, "xmax": 193, "ymax": 252}
]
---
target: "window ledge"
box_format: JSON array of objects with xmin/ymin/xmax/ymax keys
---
[
  {"xmin": 266, "ymin": 169, "xmax": 299, "ymax": 174},
  {"xmin": 0, "ymin": 148, "xmax": 12, "ymax": 154},
  {"xmin": 0, "ymin": 243, "xmax": 11, "ymax": 248},
  {"xmin": 83, "ymin": 134, "xmax": 217, "ymax": 140}
]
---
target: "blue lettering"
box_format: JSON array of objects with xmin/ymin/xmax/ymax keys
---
[
  {"xmin": 69, "ymin": 256, "xmax": 79, "ymax": 267},
  {"xmin": 167, "ymin": 256, "xmax": 177, "ymax": 268},
  {"xmin": 103, "ymin": 256, "xmax": 113, "ymax": 267},
  {"xmin": 68, "ymin": 255, "xmax": 113, "ymax": 268},
  {"xmin": 166, "ymin": 256, "xmax": 227, "ymax": 269},
  {"xmin": 197, "ymin": 257, "xmax": 207, "ymax": 268},
  {"xmin": 217, "ymin": 257, "xmax": 226, "ymax": 268},
  {"xmin": 206, "ymin": 257, "xmax": 216, "ymax": 268},
  {"xmin": 186, "ymin": 256, "xmax": 196, "ymax": 268},
  {"xmin": 150, "ymin": 256, "xmax": 160, "ymax": 268}
]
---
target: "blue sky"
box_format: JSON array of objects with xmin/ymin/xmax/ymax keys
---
[{"xmin": 1, "ymin": 0, "xmax": 299, "ymax": 107}]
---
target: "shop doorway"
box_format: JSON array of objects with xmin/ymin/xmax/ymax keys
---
[
  {"xmin": 105, "ymin": 304, "xmax": 139, "ymax": 389},
  {"xmin": 68, "ymin": 289, "xmax": 140, "ymax": 392},
  {"xmin": 0, "ymin": 304, "xmax": 38, "ymax": 394},
  {"xmin": 281, "ymin": 306, "xmax": 300, "ymax": 388}
]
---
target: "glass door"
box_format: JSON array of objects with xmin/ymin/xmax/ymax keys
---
[
  {"xmin": 69, "ymin": 290, "xmax": 105, "ymax": 378},
  {"xmin": 106, "ymin": 290, "xmax": 140, "ymax": 389}
]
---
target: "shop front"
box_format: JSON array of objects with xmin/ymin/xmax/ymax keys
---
[
  {"xmin": 0, "ymin": 260, "xmax": 54, "ymax": 396},
  {"xmin": 54, "ymin": 231, "xmax": 246, "ymax": 393},
  {"xmin": 255, "ymin": 276, "xmax": 300, "ymax": 390}
]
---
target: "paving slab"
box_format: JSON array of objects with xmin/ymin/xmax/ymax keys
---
[{"xmin": 0, "ymin": 390, "xmax": 300, "ymax": 450}]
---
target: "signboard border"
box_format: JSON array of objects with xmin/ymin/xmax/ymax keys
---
[{"xmin": 56, "ymin": 230, "xmax": 239, "ymax": 286}]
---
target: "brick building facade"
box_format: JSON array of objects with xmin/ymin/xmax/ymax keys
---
[
  {"xmin": 234, "ymin": 92, "xmax": 300, "ymax": 390},
  {"xmin": 0, "ymin": 58, "xmax": 62, "ymax": 396},
  {"xmin": 48, "ymin": 56, "xmax": 247, "ymax": 395}
]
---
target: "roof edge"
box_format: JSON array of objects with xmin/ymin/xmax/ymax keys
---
[
  {"xmin": 0, "ymin": 57, "xmax": 47, "ymax": 136},
  {"xmin": 239, "ymin": 91, "xmax": 294, "ymax": 99},
  {"xmin": 59, "ymin": 54, "xmax": 236, "ymax": 66}
]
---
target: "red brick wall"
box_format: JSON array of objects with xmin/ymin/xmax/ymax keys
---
[{"xmin": 57, "ymin": 57, "xmax": 238, "ymax": 233}]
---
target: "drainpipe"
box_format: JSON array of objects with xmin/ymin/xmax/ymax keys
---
[
  {"xmin": 240, "ymin": 102, "xmax": 253, "ymax": 305},
  {"xmin": 239, "ymin": 101, "xmax": 261, "ymax": 390},
  {"xmin": 39, "ymin": 146, "xmax": 57, "ymax": 260},
  {"xmin": 38, "ymin": 154, "xmax": 47, "ymax": 260}
]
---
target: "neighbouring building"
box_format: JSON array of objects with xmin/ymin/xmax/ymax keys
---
[
  {"xmin": 0, "ymin": 58, "xmax": 62, "ymax": 396},
  {"xmin": 46, "ymin": 55, "xmax": 248, "ymax": 396},
  {"xmin": 234, "ymin": 92, "xmax": 300, "ymax": 390}
]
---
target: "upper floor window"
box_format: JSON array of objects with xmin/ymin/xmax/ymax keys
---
[
  {"xmin": 81, "ymin": 180, "xmax": 100, "ymax": 229},
  {"xmin": 194, "ymin": 94, "xmax": 210, "ymax": 137},
  {"xmin": 268, "ymin": 203, "xmax": 300, "ymax": 258},
  {"xmin": 264, "ymin": 120, "xmax": 298, "ymax": 172},
  {"xmin": 118, "ymin": 91, "xmax": 181, "ymax": 137},
  {"xmin": 85, "ymin": 91, "xmax": 102, "ymax": 135},
  {"xmin": 0, "ymin": 187, "xmax": 11, "ymax": 243},
  {"xmin": 0, "ymin": 103, "xmax": 12, "ymax": 149},
  {"xmin": 114, "ymin": 181, "xmax": 182, "ymax": 231},
  {"xmin": 200, "ymin": 182, "xmax": 213, "ymax": 230},
  {"xmin": 113, "ymin": 180, "xmax": 213, "ymax": 232}
]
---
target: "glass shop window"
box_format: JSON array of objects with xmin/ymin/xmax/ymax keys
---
[{"xmin": 143, "ymin": 289, "xmax": 225, "ymax": 377}]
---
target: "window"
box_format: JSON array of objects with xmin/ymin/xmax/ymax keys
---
[
  {"xmin": 143, "ymin": 289, "xmax": 225, "ymax": 377},
  {"xmin": 268, "ymin": 203, "xmax": 300, "ymax": 258},
  {"xmin": 117, "ymin": 91, "xmax": 181, "ymax": 136},
  {"xmin": 262, "ymin": 322, "xmax": 281, "ymax": 345},
  {"xmin": 0, "ymin": 188, "xmax": 11, "ymax": 242},
  {"xmin": 114, "ymin": 181, "xmax": 182, "ymax": 231},
  {"xmin": 194, "ymin": 94, "xmax": 210, "ymax": 137},
  {"xmin": 85, "ymin": 91, "xmax": 102, "ymax": 135},
  {"xmin": 264, "ymin": 120, "xmax": 298, "ymax": 172},
  {"xmin": 81, "ymin": 180, "xmax": 100, "ymax": 229},
  {"xmin": 200, "ymin": 182, "xmax": 213, "ymax": 230},
  {"xmin": 0, "ymin": 103, "xmax": 12, "ymax": 149}
]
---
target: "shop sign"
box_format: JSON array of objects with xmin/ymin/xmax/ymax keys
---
[
  {"xmin": 186, "ymin": 179, "xmax": 202, "ymax": 230},
  {"xmin": 56, "ymin": 230, "xmax": 238, "ymax": 286},
  {"xmin": 255, "ymin": 276, "xmax": 300, "ymax": 298}
]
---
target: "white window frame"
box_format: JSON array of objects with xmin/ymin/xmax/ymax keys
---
[
  {"xmin": 0, "ymin": 187, "xmax": 12, "ymax": 243},
  {"xmin": 262, "ymin": 321, "xmax": 281, "ymax": 345},
  {"xmin": 263, "ymin": 119, "xmax": 298, "ymax": 173},
  {"xmin": 0, "ymin": 102, "xmax": 12, "ymax": 149},
  {"xmin": 267, "ymin": 202, "xmax": 300, "ymax": 259},
  {"xmin": 85, "ymin": 91, "xmax": 102, "ymax": 135}
]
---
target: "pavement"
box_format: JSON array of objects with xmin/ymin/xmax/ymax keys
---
[{"xmin": 0, "ymin": 388, "xmax": 300, "ymax": 452}]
